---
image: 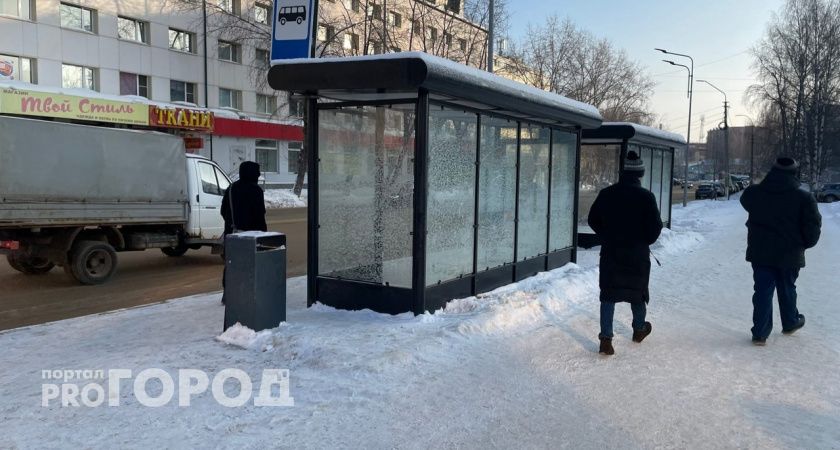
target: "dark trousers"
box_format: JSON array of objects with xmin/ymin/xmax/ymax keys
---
[
  {"xmin": 751, "ymin": 263, "xmax": 800, "ymax": 339},
  {"xmin": 600, "ymin": 302, "xmax": 646, "ymax": 339}
]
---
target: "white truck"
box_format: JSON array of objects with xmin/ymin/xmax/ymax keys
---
[{"xmin": 0, "ymin": 115, "xmax": 230, "ymax": 284}]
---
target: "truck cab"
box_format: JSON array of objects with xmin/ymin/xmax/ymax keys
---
[{"xmin": 185, "ymin": 154, "xmax": 231, "ymax": 242}]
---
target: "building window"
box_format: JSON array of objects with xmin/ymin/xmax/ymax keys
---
[
  {"xmin": 254, "ymin": 2, "xmax": 270, "ymax": 24},
  {"xmin": 217, "ymin": 0, "xmax": 239, "ymax": 15},
  {"xmin": 170, "ymin": 79, "xmax": 196, "ymax": 103},
  {"xmin": 317, "ymin": 24, "xmax": 336, "ymax": 43},
  {"xmin": 117, "ymin": 16, "xmax": 148, "ymax": 43},
  {"xmin": 218, "ymin": 40, "xmax": 241, "ymax": 63},
  {"xmin": 366, "ymin": 3, "xmax": 382, "ymax": 19},
  {"xmin": 0, "ymin": 0, "xmax": 33, "ymax": 20},
  {"xmin": 62, "ymin": 64, "xmax": 96, "ymax": 90},
  {"xmin": 387, "ymin": 11, "xmax": 401, "ymax": 28},
  {"xmin": 119, "ymin": 72, "xmax": 149, "ymax": 98},
  {"xmin": 390, "ymin": 46, "xmax": 401, "ymax": 53},
  {"xmin": 255, "ymin": 139, "xmax": 279, "ymax": 173},
  {"xmin": 256, "ymin": 93, "xmax": 275, "ymax": 114},
  {"xmin": 344, "ymin": 0, "xmax": 360, "ymax": 13},
  {"xmin": 255, "ymin": 48, "xmax": 270, "ymax": 67},
  {"xmin": 343, "ymin": 33, "xmax": 359, "ymax": 52},
  {"xmin": 427, "ymin": 26, "xmax": 438, "ymax": 44},
  {"xmin": 288, "ymin": 94, "xmax": 305, "ymax": 118},
  {"xmin": 458, "ymin": 38, "xmax": 467, "ymax": 52},
  {"xmin": 288, "ymin": 141, "xmax": 302, "ymax": 174},
  {"xmin": 219, "ymin": 88, "xmax": 242, "ymax": 110},
  {"xmin": 0, "ymin": 54, "xmax": 34, "ymax": 83},
  {"xmin": 169, "ymin": 28, "xmax": 195, "ymax": 53},
  {"xmin": 445, "ymin": 0, "xmax": 460, "ymax": 14},
  {"xmin": 444, "ymin": 32, "xmax": 453, "ymax": 48},
  {"xmin": 367, "ymin": 41, "xmax": 382, "ymax": 55},
  {"xmin": 60, "ymin": 3, "xmax": 96, "ymax": 33}
]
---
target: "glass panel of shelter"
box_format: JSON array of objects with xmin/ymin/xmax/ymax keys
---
[
  {"xmin": 661, "ymin": 150, "xmax": 673, "ymax": 225},
  {"xmin": 316, "ymin": 104, "xmax": 415, "ymax": 288},
  {"xmin": 578, "ymin": 143, "xmax": 621, "ymax": 232},
  {"xmin": 476, "ymin": 116, "xmax": 517, "ymax": 271},
  {"xmin": 549, "ymin": 130, "xmax": 578, "ymax": 251},
  {"xmin": 517, "ymin": 124, "xmax": 550, "ymax": 261}
]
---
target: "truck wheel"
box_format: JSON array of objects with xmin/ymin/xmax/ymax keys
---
[
  {"xmin": 6, "ymin": 254, "xmax": 55, "ymax": 275},
  {"xmin": 161, "ymin": 244, "xmax": 189, "ymax": 257},
  {"xmin": 67, "ymin": 241, "xmax": 118, "ymax": 285}
]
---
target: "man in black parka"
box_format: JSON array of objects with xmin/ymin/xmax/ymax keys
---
[
  {"xmin": 740, "ymin": 157, "xmax": 821, "ymax": 345},
  {"xmin": 588, "ymin": 151, "xmax": 663, "ymax": 355},
  {"xmin": 220, "ymin": 161, "xmax": 267, "ymax": 304}
]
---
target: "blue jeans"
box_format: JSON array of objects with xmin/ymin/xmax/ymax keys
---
[
  {"xmin": 600, "ymin": 302, "xmax": 646, "ymax": 339},
  {"xmin": 751, "ymin": 264, "xmax": 800, "ymax": 339}
]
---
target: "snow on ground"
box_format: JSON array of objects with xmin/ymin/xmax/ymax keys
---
[
  {"xmin": 264, "ymin": 189, "xmax": 307, "ymax": 208},
  {"xmin": 2, "ymin": 198, "xmax": 839, "ymax": 449}
]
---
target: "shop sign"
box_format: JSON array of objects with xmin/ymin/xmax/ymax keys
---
[
  {"xmin": 0, "ymin": 87, "xmax": 149, "ymax": 125},
  {"xmin": 149, "ymin": 106, "xmax": 214, "ymax": 132}
]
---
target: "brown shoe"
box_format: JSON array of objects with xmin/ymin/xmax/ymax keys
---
[
  {"xmin": 599, "ymin": 336, "xmax": 614, "ymax": 355},
  {"xmin": 632, "ymin": 322, "xmax": 652, "ymax": 343}
]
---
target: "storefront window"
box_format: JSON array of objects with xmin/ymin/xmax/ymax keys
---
[
  {"xmin": 0, "ymin": 54, "xmax": 34, "ymax": 83},
  {"xmin": 255, "ymin": 139, "xmax": 278, "ymax": 173},
  {"xmin": 426, "ymin": 105, "xmax": 476, "ymax": 285}
]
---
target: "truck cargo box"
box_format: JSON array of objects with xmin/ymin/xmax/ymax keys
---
[{"xmin": 0, "ymin": 115, "xmax": 188, "ymax": 228}]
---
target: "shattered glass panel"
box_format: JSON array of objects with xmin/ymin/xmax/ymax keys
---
[
  {"xmin": 578, "ymin": 144, "xmax": 620, "ymax": 231},
  {"xmin": 517, "ymin": 124, "xmax": 550, "ymax": 261},
  {"xmin": 651, "ymin": 149, "xmax": 664, "ymax": 219},
  {"xmin": 426, "ymin": 105, "xmax": 477, "ymax": 285},
  {"xmin": 317, "ymin": 104, "xmax": 415, "ymax": 288},
  {"xmin": 549, "ymin": 130, "xmax": 577, "ymax": 251},
  {"xmin": 661, "ymin": 150, "xmax": 673, "ymax": 224},
  {"xmin": 477, "ymin": 116, "xmax": 517, "ymax": 271}
]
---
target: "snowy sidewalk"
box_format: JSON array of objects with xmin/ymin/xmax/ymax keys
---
[{"xmin": 1, "ymin": 199, "xmax": 839, "ymax": 449}]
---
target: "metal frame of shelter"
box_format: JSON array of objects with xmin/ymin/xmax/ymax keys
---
[
  {"xmin": 269, "ymin": 52, "xmax": 603, "ymax": 315},
  {"xmin": 578, "ymin": 122, "xmax": 685, "ymax": 248}
]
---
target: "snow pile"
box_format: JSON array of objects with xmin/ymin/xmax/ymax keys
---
[
  {"xmin": 216, "ymin": 322, "xmax": 275, "ymax": 350},
  {"xmin": 2, "ymin": 197, "xmax": 839, "ymax": 448},
  {"xmin": 264, "ymin": 188, "xmax": 307, "ymax": 208}
]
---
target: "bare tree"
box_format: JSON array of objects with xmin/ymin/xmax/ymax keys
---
[
  {"xmin": 504, "ymin": 16, "xmax": 656, "ymax": 124},
  {"xmin": 748, "ymin": 0, "xmax": 840, "ymax": 187}
]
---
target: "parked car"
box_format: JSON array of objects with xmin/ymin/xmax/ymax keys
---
[
  {"xmin": 816, "ymin": 183, "xmax": 840, "ymax": 202},
  {"xmin": 695, "ymin": 182, "xmax": 724, "ymax": 199},
  {"xmin": 673, "ymin": 178, "xmax": 694, "ymax": 189}
]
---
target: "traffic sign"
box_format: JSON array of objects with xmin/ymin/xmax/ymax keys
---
[{"xmin": 271, "ymin": 0, "xmax": 316, "ymax": 61}]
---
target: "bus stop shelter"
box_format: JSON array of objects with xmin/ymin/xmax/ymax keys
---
[
  {"xmin": 578, "ymin": 122, "xmax": 685, "ymax": 248},
  {"xmin": 268, "ymin": 52, "xmax": 603, "ymax": 315}
]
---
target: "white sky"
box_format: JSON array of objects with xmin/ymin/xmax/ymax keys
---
[{"xmin": 506, "ymin": 0, "xmax": 784, "ymax": 142}]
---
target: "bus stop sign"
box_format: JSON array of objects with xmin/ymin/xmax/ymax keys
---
[{"xmin": 271, "ymin": 0, "xmax": 315, "ymax": 61}]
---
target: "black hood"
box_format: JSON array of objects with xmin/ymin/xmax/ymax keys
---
[
  {"xmin": 239, "ymin": 161, "xmax": 261, "ymax": 183},
  {"xmin": 759, "ymin": 167, "xmax": 799, "ymax": 193}
]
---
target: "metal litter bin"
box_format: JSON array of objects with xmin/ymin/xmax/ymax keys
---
[{"xmin": 223, "ymin": 231, "xmax": 286, "ymax": 332}]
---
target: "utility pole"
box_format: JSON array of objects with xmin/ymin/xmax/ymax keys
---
[
  {"xmin": 698, "ymin": 79, "xmax": 729, "ymax": 199},
  {"xmin": 202, "ymin": 0, "xmax": 213, "ymax": 161},
  {"xmin": 487, "ymin": 0, "xmax": 494, "ymax": 72}
]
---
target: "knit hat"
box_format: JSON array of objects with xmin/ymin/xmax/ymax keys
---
[
  {"xmin": 623, "ymin": 151, "xmax": 645, "ymax": 174},
  {"xmin": 773, "ymin": 157, "xmax": 798, "ymax": 172}
]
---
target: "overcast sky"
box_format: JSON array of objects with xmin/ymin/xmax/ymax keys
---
[{"xmin": 505, "ymin": 0, "xmax": 784, "ymax": 142}]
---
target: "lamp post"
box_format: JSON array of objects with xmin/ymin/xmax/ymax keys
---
[
  {"xmin": 655, "ymin": 48, "xmax": 693, "ymax": 207},
  {"xmin": 697, "ymin": 79, "xmax": 730, "ymax": 200},
  {"xmin": 737, "ymin": 114, "xmax": 755, "ymax": 185},
  {"xmin": 487, "ymin": 0, "xmax": 495, "ymax": 72}
]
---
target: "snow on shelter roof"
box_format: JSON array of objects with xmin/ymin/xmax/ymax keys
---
[
  {"xmin": 268, "ymin": 52, "xmax": 603, "ymax": 129},
  {"xmin": 582, "ymin": 122, "xmax": 686, "ymax": 148}
]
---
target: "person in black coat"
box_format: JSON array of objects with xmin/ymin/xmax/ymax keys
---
[
  {"xmin": 220, "ymin": 161, "xmax": 267, "ymax": 305},
  {"xmin": 588, "ymin": 151, "xmax": 663, "ymax": 355},
  {"xmin": 221, "ymin": 161, "xmax": 268, "ymax": 235},
  {"xmin": 740, "ymin": 157, "xmax": 821, "ymax": 345}
]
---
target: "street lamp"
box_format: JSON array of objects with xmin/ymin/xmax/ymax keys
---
[
  {"xmin": 697, "ymin": 79, "xmax": 731, "ymax": 200},
  {"xmin": 655, "ymin": 48, "xmax": 693, "ymax": 207},
  {"xmin": 736, "ymin": 114, "xmax": 755, "ymax": 185}
]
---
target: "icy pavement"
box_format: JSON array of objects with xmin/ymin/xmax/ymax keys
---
[{"xmin": 1, "ymin": 198, "xmax": 839, "ymax": 449}]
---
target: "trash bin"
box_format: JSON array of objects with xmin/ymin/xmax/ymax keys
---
[{"xmin": 223, "ymin": 231, "xmax": 286, "ymax": 332}]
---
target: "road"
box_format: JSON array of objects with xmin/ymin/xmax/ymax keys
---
[
  {"xmin": 0, "ymin": 188, "xmax": 701, "ymax": 331},
  {"xmin": 0, "ymin": 208, "xmax": 307, "ymax": 331}
]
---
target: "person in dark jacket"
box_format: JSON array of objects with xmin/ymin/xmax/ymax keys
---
[
  {"xmin": 588, "ymin": 151, "xmax": 663, "ymax": 355},
  {"xmin": 740, "ymin": 157, "xmax": 821, "ymax": 345},
  {"xmin": 220, "ymin": 161, "xmax": 267, "ymax": 305}
]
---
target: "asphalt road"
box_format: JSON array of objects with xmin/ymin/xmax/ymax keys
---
[{"xmin": 0, "ymin": 208, "xmax": 307, "ymax": 331}]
